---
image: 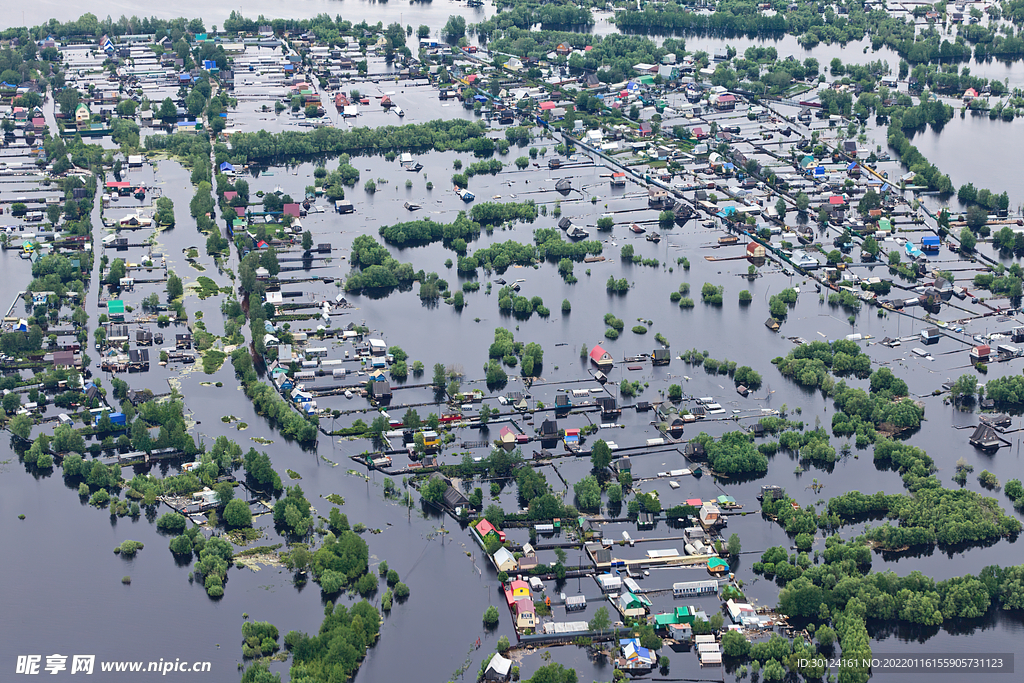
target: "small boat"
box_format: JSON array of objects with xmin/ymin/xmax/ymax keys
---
[
  {"xmin": 629, "ymin": 223, "xmax": 645, "ymax": 234},
  {"xmin": 345, "ymin": 390, "xmax": 353, "ymax": 399},
  {"xmin": 646, "ymin": 232, "xmax": 661, "ymax": 243},
  {"xmin": 454, "ymin": 187, "xmax": 475, "ymax": 202},
  {"xmin": 395, "ymin": 106, "xmax": 404, "ymax": 117},
  {"xmin": 404, "ymin": 202, "xmax": 421, "ymax": 211}
]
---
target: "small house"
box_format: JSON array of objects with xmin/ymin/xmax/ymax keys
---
[
  {"xmin": 971, "ymin": 345, "xmax": 990, "ymax": 362},
  {"xmin": 514, "ymin": 598, "xmax": 536, "ymax": 630},
  {"xmin": 969, "ymin": 423, "xmax": 1001, "ymax": 451},
  {"xmin": 367, "ymin": 379, "xmax": 392, "ymax": 401},
  {"xmin": 510, "ymin": 579, "xmax": 530, "ymax": 599},
  {"xmin": 476, "ymin": 519, "xmax": 506, "ymax": 544},
  {"xmin": 589, "ymin": 344, "xmax": 613, "ymax": 369},
  {"xmin": 920, "ymin": 328, "xmax": 940, "ymax": 345},
  {"xmin": 483, "ymin": 653, "xmax": 512, "ymax": 681},
  {"xmin": 617, "ymin": 591, "xmax": 652, "ymax": 617},
  {"xmin": 493, "ymin": 547, "xmax": 517, "ymax": 572},
  {"xmin": 746, "ymin": 242, "xmax": 766, "ymax": 259},
  {"xmin": 699, "ymin": 502, "xmax": 720, "ymax": 526},
  {"xmin": 539, "ymin": 419, "xmax": 559, "ymax": 441}
]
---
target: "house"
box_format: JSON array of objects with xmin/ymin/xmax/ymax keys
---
[
  {"xmin": 483, "ymin": 652, "xmax": 513, "ymax": 681},
  {"xmin": 638, "ymin": 121, "xmax": 652, "ymax": 136},
  {"xmin": 589, "ymin": 344, "xmax": 613, "ymax": 369},
  {"xmin": 620, "ymin": 639, "xmax": 655, "ymax": 669},
  {"xmin": 510, "ymin": 579, "xmax": 530, "ymax": 599},
  {"xmin": 514, "ymin": 598, "xmax": 536, "ymax": 630},
  {"xmin": 52, "ymin": 350, "xmax": 77, "ymax": 369},
  {"xmin": 654, "ymin": 606, "xmax": 694, "ymax": 630},
  {"xmin": 672, "ymin": 580, "xmax": 719, "ymax": 597},
  {"xmin": 476, "ymin": 519, "xmax": 506, "ymax": 543},
  {"xmin": 368, "ymin": 379, "xmax": 392, "ymax": 402},
  {"xmin": 964, "ymin": 87, "xmax": 978, "ymax": 102},
  {"xmin": 564, "ymin": 428, "xmax": 580, "ymax": 447},
  {"xmin": 713, "ymin": 94, "xmax": 736, "ymax": 111},
  {"xmin": 597, "ymin": 396, "xmax": 620, "ymax": 417},
  {"xmin": 493, "ymin": 547, "xmax": 517, "ymax": 572},
  {"xmin": 539, "ymin": 419, "xmax": 559, "ymax": 441},
  {"xmin": 970, "ymin": 423, "xmax": 1001, "ymax": 451},
  {"xmin": 597, "ymin": 574, "xmax": 622, "ymax": 592},
  {"xmin": 699, "ymin": 502, "xmax": 721, "ymax": 526},
  {"xmin": 971, "ymin": 345, "xmax": 990, "ymax": 362},
  {"xmin": 106, "ymin": 299, "xmax": 125, "ymax": 320},
  {"xmin": 652, "ymin": 349, "xmax": 670, "ymax": 365},
  {"xmin": 920, "ymin": 328, "xmax": 940, "ymax": 345},
  {"xmin": 617, "ymin": 591, "xmax": 652, "ymax": 617},
  {"xmin": 555, "ymin": 42, "xmax": 571, "ymax": 56},
  {"xmin": 726, "ymin": 599, "xmax": 756, "ymax": 623},
  {"xmin": 554, "ymin": 394, "xmax": 571, "ymax": 411},
  {"xmin": 746, "ymin": 242, "xmax": 767, "ymax": 259},
  {"xmin": 176, "ymin": 333, "xmax": 192, "ymax": 349},
  {"xmin": 75, "ymin": 103, "xmax": 90, "ymax": 125}
]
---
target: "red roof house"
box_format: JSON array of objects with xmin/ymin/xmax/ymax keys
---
[{"xmin": 590, "ymin": 344, "xmax": 613, "ymax": 369}]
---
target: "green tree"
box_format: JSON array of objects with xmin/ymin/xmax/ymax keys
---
[
  {"xmin": 483, "ymin": 605, "xmax": 499, "ymax": 627},
  {"xmin": 960, "ymin": 227, "xmax": 977, "ymax": 253},
  {"xmin": 301, "ymin": 231, "xmax": 313, "ymax": 252},
  {"xmin": 590, "ymin": 439, "xmax": 612, "ymax": 470},
  {"xmin": 589, "ymin": 606, "xmax": 611, "ymax": 632},
  {"xmin": 223, "ymin": 498, "xmax": 253, "ymax": 528},
  {"xmin": 167, "ymin": 271, "xmax": 184, "ymax": 300}
]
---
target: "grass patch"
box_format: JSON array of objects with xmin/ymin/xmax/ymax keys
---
[
  {"xmin": 286, "ymin": 469, "xmax": 302, "ymax": 480},
  {"xmin": 227, "ymin": 527, "xmax": 263, "ymax": 545},
  {"xmin": 234, "ymin": 543, "xmax": 283, "ymax": 558},
  {"xmin": 196, "ymin": 276, "xmax": 222, "ymax": 299},
  {"xmin": 202, "ymin": 349, "xmax": 227, "ymax": 374},
  {"xmin": 325, "ymin": 493, "xmax": 345, "ymax": 506}
]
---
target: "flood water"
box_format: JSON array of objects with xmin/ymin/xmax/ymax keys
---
[{"xmin": 4, "ymin": 5, "xmax": 1024, "ymax": 683}]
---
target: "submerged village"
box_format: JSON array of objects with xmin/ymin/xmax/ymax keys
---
[{"xmin": 6, "ymin": 4, "xmax": 1024, "ymax": 683}]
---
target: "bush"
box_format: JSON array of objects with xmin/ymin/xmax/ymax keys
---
[{"xmin": 483, "ymin": 605, "xmax": 499, "ymax": 626}]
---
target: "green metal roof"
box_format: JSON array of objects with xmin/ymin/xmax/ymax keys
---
[{"xmin": 107, "ymin": 300, "xmax": 125, "ymax": 314}]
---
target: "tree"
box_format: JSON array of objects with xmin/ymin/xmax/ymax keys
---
[
  {"xmin": 722, "ymin": 630, "xmax": 750, "ymax": 657},
  {"xmin": 795, "ymin": 192, "xmax": 810, "ymax": 212},
  {"xmin": 483, "ymin": 605, "xmax": 499, "ymax": 627},
  {"xmin": 223, "ymin": 498, "xmax": 253, "ymax": 528},
  {"xmin": 590, "ymin": 439, "xmax": 612, "ymax": 470},
  {"xmin": 167, "ymin": 271, "xmax": 184, "ymax": 300},
  {"xmin": 9, "ymin": 414, "xmax": 31, "ymax": 440},
  {"xmin": 959, "ymin": 227, "xmax": 977, "ymax": 253},
  {"xmin": 156, "ymin": 512, "xmax": 187, "ymax": 534},
  {"xmin": 775, "ymin": 197, "xmax": 787, "ymax": 217},
  {"xmin": 965, "ymin": 205, "xmax": 988, "ymax": 232},
  {"xmin": 728, "ymin": 533, "xmax": 742, "ymax": 557},
  {"xmin": 301, "ymin": 231, "xmax": 313, "ymax": 252},
  {"xmin": 442, "ymin": 15, "xmax": 466, "ymax": 42},
  {"xmin": 573, "ymin": 475, "xmax": 601, "ymax": 511},
  {"xmin": 589, "ymin": 606, "xmax": 611, "ymax": 632},
  {"xmin": 3, "ymin": 392, "xmax": 21, "ymax": 414}
]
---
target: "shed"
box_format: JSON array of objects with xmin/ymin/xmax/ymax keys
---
[
  {"xmin": 484, "ymin": 652, "xmax": 512, "ymax": 681},
  {"xmin": 652, "ymin": 349, "xmax": 670, "ymax": 365}
]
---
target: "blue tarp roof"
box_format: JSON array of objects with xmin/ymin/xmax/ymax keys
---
[
  {"xmin": 815, "ymin": 166, "xmax": 825, "ymax": 175},
  {"xmin": 881, "ymin": 183, "xmax": 891, "ymax": 192},
  {"xmin": 220, "ymin": 162, "xmax": 234, "ymax": 171},
  {"xmin": 847, "ymin": 162, "xmax": 858, "ymax": 170}
]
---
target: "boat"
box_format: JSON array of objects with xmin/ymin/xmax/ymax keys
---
[
  {"xmin": 395, "ymin": 106, "xmax": 404, "ymax": 117},
  {"xmin": 345, "ymin": 390, "xmax": 353, "ymax": 399},
  {"xmin": 629, "ymin": 223, "xmax": 645, "ymax": 234},
  {"xmin": 645, "ymin": 232, "xmax": 661, "ymax": 243},
  {"xmin": 454, "ymin": 187, "xmax": 475, "ymax": 202},
  {"xmin": 404, "ymin": 202, "xmax": 421, "ymax": 211}
]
